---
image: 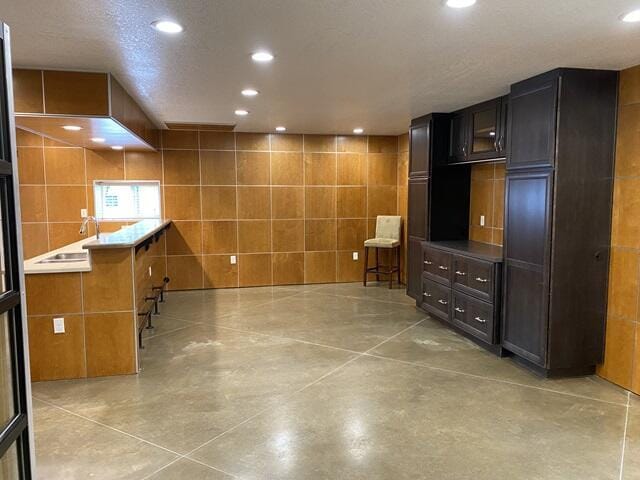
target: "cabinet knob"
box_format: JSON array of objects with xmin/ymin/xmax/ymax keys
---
[
  {"xmin": 438, "ymin": 299, "xmax": 448, "ymax": 305},
  {"xmin": 455, "ymin": 307, "xmax": 465, "ymax": 313},
  {"xmin": 424, "ymin": 260, "xmax": 433, "ymax": 265},
  {"xmin": 474, "ymin": 277, "xmax": 488, "ymax": 283},
  {"xmin": 474, "ymin": 316, "xmax": 487, "ymax": 324},
  {"xmin": 438, "ymin": 265, "xmax": 449, "ymax": 271},
  {"xmin": 455, "ymin": 270, "xmax": 466, "ymax": 276}
]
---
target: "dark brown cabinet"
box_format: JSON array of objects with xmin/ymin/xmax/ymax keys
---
[
  {"xmin": 406, "ymin": 114, "xmax": 449, "ymax": 299},
  {"xmin": 502, "ymin": 68, "xmax": 618, "ymax": 375},
  {"xmin": 448, "ymin": 96, "xmax": 507, "ymax": 164},
  {"xmin": 419, "ymin": 241, "xmax": 503, "ymax": 350}
]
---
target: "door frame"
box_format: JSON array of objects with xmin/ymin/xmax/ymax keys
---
[{"xmin": 0, "ymin": 21, "xmax": 35, "ymax": 478}]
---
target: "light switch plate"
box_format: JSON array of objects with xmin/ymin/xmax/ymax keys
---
[
  {"xmin": 480, "ymin": 215, "xmax": 485, "ymax": 227},
  {"xmin": 53, "ymin": 317, "xmax": 65, "ymax": 334},
  {"xmin": 352, "ymin": 252, "xmax": 359, "ymax": 261},
  {"xmin": 80, "ymin": 208, "xmax": 88, "ymax": 218},
  {"xmin": 230, "ymin": 255, "xmax": 237, "ymax": 265}
]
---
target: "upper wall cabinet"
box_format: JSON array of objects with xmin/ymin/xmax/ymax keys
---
[
  {"xmin": 448, "ymin": 96, "xmax": 507, "ymax": 164},
  {"xmin": 409, "ymin": 118, "xmax": 430, "ymax": 177},
  {"xmin": 506, "ymin": 73, "xmax": 558, "ymax": 170}
]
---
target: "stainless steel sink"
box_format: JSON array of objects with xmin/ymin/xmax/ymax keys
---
[{"xmin": 37, "ymin": 252, "xmax": 88, "ymax": 264}]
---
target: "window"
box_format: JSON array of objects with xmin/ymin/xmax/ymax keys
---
[{"xmin": 93, "ymin": 181, "xmax": 161, "ymax": 221}]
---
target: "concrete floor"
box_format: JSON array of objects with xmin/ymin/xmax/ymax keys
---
[{"xmin": 31, "ymin": 283, "xmax": 639, "ymax": 479}]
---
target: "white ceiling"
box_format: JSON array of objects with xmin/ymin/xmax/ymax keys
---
[{"xmin": 1, "ymin": 0, "xmax": 639, "ymax": 134}]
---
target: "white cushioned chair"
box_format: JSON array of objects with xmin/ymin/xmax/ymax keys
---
[{"xmin": 363, "ymin": 215, "xmax": 402, "ymax": 289}]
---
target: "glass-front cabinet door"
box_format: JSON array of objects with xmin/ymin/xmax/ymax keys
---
[
  {"xmin": 0, "ymin": 22, "xmax": 33, "ymax": 479},
  {"xmin": 468, "ymin": 98, "xmax": 502, "ymax": 161}
]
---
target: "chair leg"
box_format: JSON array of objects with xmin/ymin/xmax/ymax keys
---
[
  {"xmin": 397, "ymin": 246, "xmax": 401, "ymax": 285},
  {"xmin": 389, "ymin": 249, "xmax": 393, "ymax": 289},
  {"xmin": 363, "ymin": 247, "xmax": 369, "ymax": 286},
  {"xmin": 375, "ymin": 248, "xmax": 380, "ymax": 282}
]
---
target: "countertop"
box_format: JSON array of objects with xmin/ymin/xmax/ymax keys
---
[
  {"xmin": 25, "ymin": 219, "xmax": 172, "ymax": 274},
  {"xmin": 25, "ymin": 236, "xmax": 94, "ymax": 274},
  {"xmin": 82, "ymin": 219, "xmax": 171, "ymax": 250},
  {"xmin": 425, "ymin": 240, "xmax": 504, "ymax": 262}
]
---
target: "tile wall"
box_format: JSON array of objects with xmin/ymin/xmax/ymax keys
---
[
  {"xmin": 159, "ymin": 130, "xmax": 401, "ymax": 289},
  {"xmin": 597, "ymin": 64, "xmax": 640, "ymax": 394},
  {"xmin": 16, "ymin": 128, "xmax": 405, "ymax": 289},
  {"xmin": 468, "ymin": 162, "xmax": 505, "ymax": 246}
]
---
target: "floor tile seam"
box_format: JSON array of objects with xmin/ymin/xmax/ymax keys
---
[
  {"xmin": 31, "ymin": 396, "xmax": 184, "ymax": 458},
  {"xmin": 143, "ymin": 324, "xmax": 197, "ymax": 341},
  {"xmin": 140, "ymin": 456, "xmax": 241, "ymax": 480},
  {"xmin": 212, "ymin": 323, "xmax": 365, "ymax": 355},
  {"xmin": 361, "ymin": 352, "xmax": 630, "ymax": 408},
  {"xmin": 312, "ymin": 290, "xmax": 416, "ymax": 308},
  {"xmin": 183, "ymin": 354, "xmax": 365, "ymax": 463},
  {"xmin": 619, "ymin": 392, "xmax": 631, "ymax": 480},
  {"xmin": 182, "ymin": 320, "xmax": 428, "ymax": 464}
]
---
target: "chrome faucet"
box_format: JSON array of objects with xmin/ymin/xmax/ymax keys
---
[{"xmin": 79, "ymin": 216, "xmax": 101, "ymax": 239}]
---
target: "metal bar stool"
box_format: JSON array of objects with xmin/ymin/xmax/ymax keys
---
[{"xmin": 363, "ymin": 215, "xmax": 402, "ymax": 289}]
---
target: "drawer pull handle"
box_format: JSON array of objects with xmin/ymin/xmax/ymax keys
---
[
  {"xmin": 438, "ymin": 265, "xmax": 449, "ymax": 271},
  {"xmin": 455, "ymin": 307, "xmax": 465, "ymax": 313},
  {"xmin": 438, "ymin": 299, "xmax": 448, "ymax": 305},
  {"xmin": 474, "ymin": 316, "xmax": 487, "ymax": 324},
  {"xmin": 424, "ymin": 260, "xmax": 433, "ymax": 265},
  {"xmin": 455, "ymin": 271, "xmax": 466, "ymax": 276},
  {"xmin": 475, "ymin": 277, "xmax": 488, "ymax": 283},
  {"xmin": 423, "ymin": 292, "xmax": 432, "ymax": 298}
]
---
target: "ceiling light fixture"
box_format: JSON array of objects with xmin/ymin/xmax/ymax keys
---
[
  {"xmin": 353, "ymin": 128, "xmax": 364, "ymax": 134},
  {"xmin": 241, "ymin": 88, "xmax": 259, "ymax": 97},
  {"xmin": 111, "ymin": 145, "xmax": 124, "ymax": 151},
  {"xmin": 275, "ymin": 126, "xmax": 286, "ymax": 132},
  {"xmin": 235, "ymin": 109, "xmax": 249, "ymax": 116},
  {"xmin": 151, "ymin": 20, "xmax": 184, "ymax": 33},
  {"xmin": 62, "ymin": 125, "xmax": 82, "ymax": 131},
  {"xmin": 91, "ymin": 137, "xmax": 106, "ymax": 143},
  {"xmin": 251, "ymin": 51, "xmax": 274, "ymax": 63},
  {"xmin": 621, "ymin": 9, "xmax": 640, "ymax": 22},
  {"xmin": 445, "ymin": 0, "xmax": 476, "ymax": 8}
]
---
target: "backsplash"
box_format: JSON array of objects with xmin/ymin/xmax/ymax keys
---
[{"xmin": 468, "ymin": 162, "xmax": 505, "ymax": 246}]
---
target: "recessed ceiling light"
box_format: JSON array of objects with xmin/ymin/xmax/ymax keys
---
[
  {"xmin": 111, "ymin": 145, "xmax": 124, "ymax": 151},
  {"xmin": 235, "ymin": 109, "xmax": 249, "ymax": 116},
  {"xmin": 241, "ymin": 88, "xmax": 259, "ymax": 97},
  {"xmin": 353, "ymin": 128, "xmax": 364, "ymax": 134},
  {"xmin": 151, "ymin": 20, "xmax": 184, "ymax": 33},
  {"xmin": 275, "ymin": 126, "xmax": 286, "ymax": 132},
  {"xmin": 621, "ymin": 9, "xmax": 640, "ymax": 22},
  {"xmin": 251, "ymin": 51, "xmax": 274, "ymax": 63},
  {"xmin": 91, "ymin": 137, "xmax": 106, "ymax": 143},
  {"xmin": 62, "ymin": 125, "xmax": 82, "ymax": 131},
  {"xmin": 489, "ymin": 131, "xmax": 496, "ymax": 137},
  {"xmin": 445, "ymin": 0, "xmax": 476, "ymax": 8}
]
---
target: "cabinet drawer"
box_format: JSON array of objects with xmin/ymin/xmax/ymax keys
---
[
  {"xmin": 452, "ymin": 291, "xmax": 495, "ymax": 344},
  {"xmin": 452, "ymin": 255, "xmax": 494, "ymax": 301},
  {"xmin": 423, "ymin": 246, "xmax": 452, "ymax": 285},
  {"xmin": 420, "ymin": 276, "xmax": 451, "ymax": 321}
]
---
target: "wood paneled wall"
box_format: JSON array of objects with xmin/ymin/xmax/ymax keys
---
[
  {"xmin": 17, "ymin": 127, "xmax": 405, "ymax": 289},
  {"xmin": 468, "ymin": 162, "xmax": 505, "ymax": 246},
  {"xmin": 160, "ymin": 130, "xmax": 401, "ymax": 288},
  {"xmin": 597, "ymin": 65, "xmax": 640, "ymax": 394}
]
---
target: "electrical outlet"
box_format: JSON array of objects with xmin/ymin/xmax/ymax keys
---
[
  {"xmin": 53, "ymin": 317, "xmax": 65, "ymax": 334},
  {"xmin": 80, "ymin": 208, "xmax": 88, "ymax": 218},
  {"xmin": 148, "ymin": 266, "xmax": 152, "ymax": 277},
  {"xmin": 480, "ymin": 215, "xmax": 485, "ymax": 227},
  {"xmin": 352, "ymin": 252, "xmax": 359, "ymax": 261},
  {"xmin": 230, "ymin": 255, "xmax": 237, "ymax": 265}
]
